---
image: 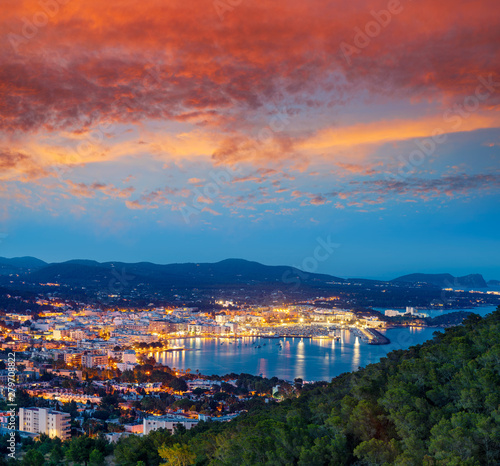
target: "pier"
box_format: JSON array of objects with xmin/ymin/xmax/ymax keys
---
[{"xmin": 360, "ymin": 328, "xmax": 390, "ymax": 345}]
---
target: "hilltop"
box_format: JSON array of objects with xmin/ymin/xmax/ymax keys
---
[{"xmin": 392, "ymin": 272, "xmax": 488, "ymax": 288}]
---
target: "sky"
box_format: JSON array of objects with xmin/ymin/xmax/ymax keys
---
[{"xmin": 0, "ymin": 0, "xmax": 499, "ymax": 279}]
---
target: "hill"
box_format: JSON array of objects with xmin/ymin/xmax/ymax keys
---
[
  {"xmin": 111, "ymin": 307, "xmax": 500, "ymax": 465},
  {"xmin": 1, "ymin": 256, "xmax": 496, "ymax": 309},
  {"xmin": 1, "ymin": 255, "xmax": 490, "ymax": 291},
  {"xmin": 424, "ymin": 310, "xmax": 474, "ymax": 327},
  {"xmin": 393, "ymin": 272, "xmax": 487, "ymax": 288},
  {"xmin": 15, "ymin": 257, "xmax": 344, "ymax": 290},
  {"xmin": 0, "ymin": 256, "xmax": 47, "ymax": 275}
]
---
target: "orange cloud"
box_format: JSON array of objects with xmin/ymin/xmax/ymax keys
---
[
  {"xmin": 1, "ymin": 0, "xmax": 498, "ymax": 137},
  {"xmin": 63, "ymin": 180, "xmax": 135, "ymax": 199},
  {"xmin": 300, "ymin": 111, "xmax": 500, "ymax": 155},
  {"xmin": 1, "ymin": 0, "xmax": 499, "ymax": 210}
]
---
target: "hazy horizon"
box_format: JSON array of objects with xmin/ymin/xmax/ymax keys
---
[{"xmin": 1, "ymin": 252, "xmax": 497, "ymax": 282}]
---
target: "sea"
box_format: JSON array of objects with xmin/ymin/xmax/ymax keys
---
[{"xmin": 148, "ymin": 305, "xmax": 497, "ymax": 382}]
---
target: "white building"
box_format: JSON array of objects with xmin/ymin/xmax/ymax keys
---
[
  {"xmin": 104, "ymin": 432, "xmax": 135, "ymax": 443},
  {"xmin": 122, "ymin": 350, "xmax": 137, "ymax": 364},
  {"xmin": 52, "ymin": 329, "xmax": 70, "ymax": 340},
  {"xmin": 143, "ymin": 413, "xmax": 239, "ymax": 435},
  {"xmin": 385, "ymin": 308, "xmax": 428, "ymax": 318},
  {"xmin": 131, "ymin": 334, "xmax": 157, "ymax": 343},
  {"xmin": 19, "ymin": 407, "xmax": 71, "ymax": 440},
  {"xmin": 224, "ymin": 323, "xmax": 238, "ymax": 333},
  {"xmin": 116, "ymin": 362, "xmax": 137, "ymax": 372},
  {"xmin": 143, "ymin": 414, "xmax": 200, "ymax": 435},
  {"xmin": 32, "ymin": 322, "xmax": 50, "ymax": 331},
  {"xmin": 70, "ymin": 329, "xmax": 86, "ymax": 340},
  {"xmin": 215, "ymin": 315, "xmax": 230, "ymax": 323},
  {"xmin": 385, "ymin": 310, "xmax": 403, "ymax": 317}
]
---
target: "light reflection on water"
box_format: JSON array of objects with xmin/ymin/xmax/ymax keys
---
[{"xmin": 151, "ymin": 327, "xmax": 444, "ymax": 382}]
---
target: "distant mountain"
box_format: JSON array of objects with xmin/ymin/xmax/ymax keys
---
[
  {"xmin": 488, "ymin": 279, "xmax": 500, "ymax": 286},
  {"xmin": 0, "ymin": 255, "xmax": 491, "ymax": 295},
  {"xmin": 0, "ymin": 256, "xmax": 48, "ymax": 275},
  {"xmin": 64, "ymin": 259, "xmax": 103, "ymax": 267},
  {"xmin": 16, "ymin": 257, "xmax": 345, "ymax": 289},
  {"xmin": 393, "ymin": 273, "xmax": 487, "ymax": 288}
]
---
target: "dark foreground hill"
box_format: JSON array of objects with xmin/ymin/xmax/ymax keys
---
[{"xmin": 111, "ymin": 307, "xmax": 500, "ymax": 465}]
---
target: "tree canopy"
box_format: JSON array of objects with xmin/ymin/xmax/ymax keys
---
[{"xmin": 145, "ymin": 308, "xmax": 500, "ymax": 465}]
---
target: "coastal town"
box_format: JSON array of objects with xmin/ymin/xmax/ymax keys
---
[
  {"xmin": 0, "ymin": 290, "xmax": 491, "ymax": 452},
  {"xmin": 0, "ymin": 271, "xmax": 498, "ymax": 463}
]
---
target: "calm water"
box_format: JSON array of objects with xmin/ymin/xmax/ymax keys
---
[{"xmin": 151, "ymin": 327, "xmax": 444, "ymax": 382}]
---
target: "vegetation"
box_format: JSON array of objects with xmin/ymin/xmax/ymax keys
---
[
  {"xmin": 3, "ymin": 308, "xmax": 499, "ymax": 465},
  {"xmin": 0, "ymin": 433, "xmax": 112, "ymax": 466},
  {"xmin": 134, "ymin": 308, "xmax": 500, "ymax": 465},
  {"xmin": 424, "ymin": 310, "xmax": 474, "ymax": 326}
]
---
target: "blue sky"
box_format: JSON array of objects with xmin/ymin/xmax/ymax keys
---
[
  {"xmin": 1, "ymin": 0, "xmax": 499, "ymax": 279},
  {"xmin": 2, "ymin": 128, "xmax": 499, "ymax": 279}
]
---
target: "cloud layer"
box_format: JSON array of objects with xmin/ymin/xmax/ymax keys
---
[{"xmin": 1, "ymin": 0, "xmax": 499, "ymax": 222}]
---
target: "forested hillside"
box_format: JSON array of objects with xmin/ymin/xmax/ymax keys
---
[{"xmin": 114, "ymin": 307, "xmax": 500, "ymax": 465}]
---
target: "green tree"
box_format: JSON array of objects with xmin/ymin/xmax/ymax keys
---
[
  {"xmin": 50, "ymin": 443, "xmax": 65, "ymax": 464},
  {"xmin": 22, "ymin": 449, "xmax": 45, "ymax": 466},
  {"xmin": 147, "ymin": 308, "xmax": 500, "ymax": 465},
  {"xmin": 114, "ymin": 435, "xmax": 151, "ymax": 466},
  {"xmin": 354, "ymin": 438, "xmax": 400, "ymax": 465},
  {"xmin": 159, "ymin": 443, "xmax": 196, "ymax": 466},
  {"xmin": 168, "ymin": 378, "xmax": 188, "ymax": 392},
  {"xmin": 89, "ymin": 448, "xmax": 106, "ymax": 466},
  {"xmin": 67, "ymin": 435, "xmax": 95, "ymax": 465}
]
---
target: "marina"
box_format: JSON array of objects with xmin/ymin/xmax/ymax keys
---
[{"xmin": 151, "ymin": 326, "xmax": 442, "ymax": 382}]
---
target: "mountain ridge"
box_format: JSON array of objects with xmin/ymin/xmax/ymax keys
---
[
  {"xmin": 0, "ymin": 257, "xmax": 344, "ymax": 290},
  {"xmin": 0, "ymin": 256, "xmax": 491, "ymax": 288}
]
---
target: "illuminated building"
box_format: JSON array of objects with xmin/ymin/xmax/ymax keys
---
[{"xmin": 19, "ymin": 407, "xmax": 71, "ymax": 440}]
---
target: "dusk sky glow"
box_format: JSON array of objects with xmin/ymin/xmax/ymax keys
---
[{"xmin": 1, "ymin": 0, "xmax": 499, "ymax": 279}]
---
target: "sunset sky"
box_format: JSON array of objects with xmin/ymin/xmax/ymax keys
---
[{"xmin": 1, "ymin": 0, "xmax": 499, "ymax": 278}]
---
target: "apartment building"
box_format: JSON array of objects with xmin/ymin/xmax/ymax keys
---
[
  {"xmin": 149, "ymin": 320, "xmax": 172, "ymax": 334},
  {"xmin": 52, "ymin": 329, "xmax": 70, "ymax": 340},
  {"xmin": 64, "ymin": 351, "xmax": 83, "ymax": 366},
  {"xmin": 70, "ymin": 329, "xmax": 87, "ymax": 340},
  {"xmin": 116, "ymin": 361, "xmax": 137, "ymax": 372},
  {"xmin": 18, "ymin": 407, "xmax": 71, "ymax": 440},
  {"xmin": 122, "ymin": 350, "xmax": 137, "ymax": 364},
  {"xmin": 81, "ymin": 353, "xmax": 108, "ymax": 368}
]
